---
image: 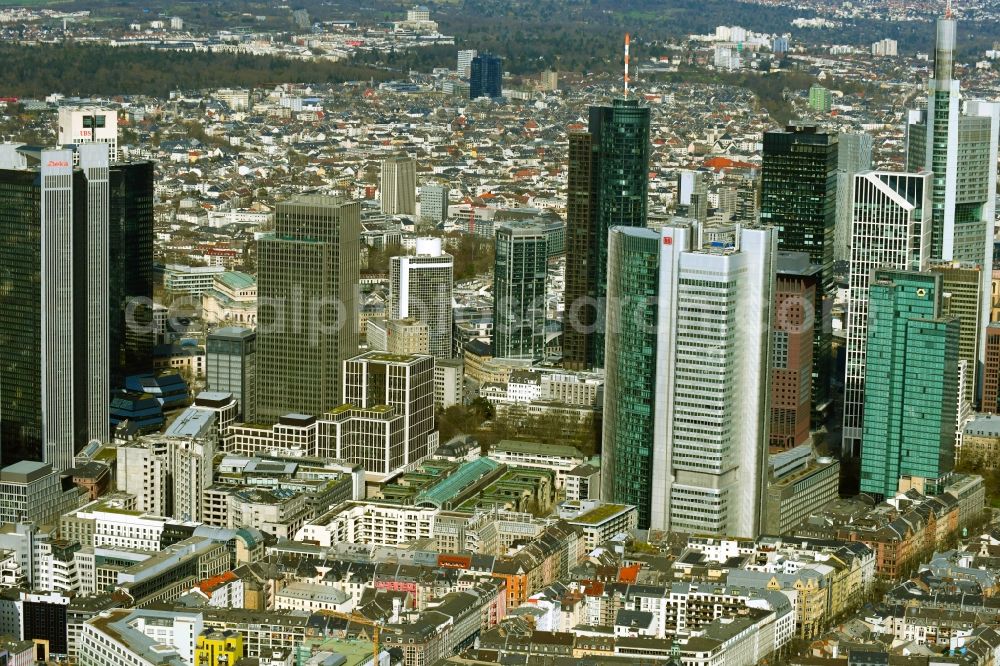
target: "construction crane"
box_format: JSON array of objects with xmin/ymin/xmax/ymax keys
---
[{"xmin": 316, "ymin": 609, "xmax": 385, "ymax": 665}]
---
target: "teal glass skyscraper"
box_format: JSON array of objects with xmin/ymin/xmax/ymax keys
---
[
  {"xmin": 602, "ymin": 226, "xmax": 660, "ymax": 528},
  {"xmin": 762, "ymin": 124, "xmax": 838, "ymax": 414},
  {"xmin": 860, "ymin": 270, "xmax": 959, "ymax": 498},
  {"xmin": 564, "ymin": 98, "xmax": 650, "ymax": 371}
]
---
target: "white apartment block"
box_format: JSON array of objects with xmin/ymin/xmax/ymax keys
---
[
  {"xmin": 488, "ymin": 441, "xmax": 585, "ymax": 489},
  {"xmin": 296, "ymin": 502, "xmax": 438, "ymax": 547},
  {"xmin": 434, "ymin": 358, "xmax": 464, "ymax": 409},
  {"xmin": 273, "ymin": 582, "xmax": 354, "ymax": 614},
  {"xmin": 540, "ymin": 372, "xmax": 603, "ymax": 407},
  {"xmin": 117, "ymin": 440, "xmax": 169, "ymax": 516},
  {"xmin": 79, "ymin": 609, "xmax": 202, "ymax": 666}
]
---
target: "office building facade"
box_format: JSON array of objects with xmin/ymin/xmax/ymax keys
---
[
  {"xmin": 457, "ymin": 49, "xmax": 477, "ymax": 78},
  {"xmin": 984, "ymin": 323, "xmax": 1000, "ymax": 414},
  {"xmin": 761, "ymin": 124, "xmax": 838, "ymax": 415},
  {"xmin": 906, "ymin": 12, "xmax": 999, "ymax": 371},
  {"xmin": 843, "ymin": 171, "xmax": 931, "ymax": 456},
  {"xmin": 0, "ymin": 461, "xmax": 81, "ymax": 527},
  {"xmin": 493, "ymin": 224, "xmax": 548, "ymax": 360},
  {"xmin": 109, "ymin": 160, "xmax": 156, "ymax": 385},
  {"xmin": 651, "ymin": 223, "xmax": 775, "ymax": 537},
  {"xmin": 256, "ymin": 195, "xmax": 360, "ymax": 420},
  {"xmin": 602, "ymin": 226, "xmax": 661, "ymax": 529},
  {"xmin": 860, "ymin": 270, "xmax": 959, "ymax": 498},
  {"xmin": 470, "ymin": 53, "xmax": 502, "ymax": 99},
  {"xmin": 420, "ymin": 183, "xmax": 448, "ymax": 223},
  {"xmin": 564, "ymin": 99, "xmax": 650, "ymax": 370},
  {"xmin": 601, "ymin": 221, "xmax": 775, "ymax": 537},
  {"xmin": 0, "ymin": 144, "xmax": 113, "ymax": 470},
  {"xmin": 389, "ymin": 238, "xmax": 454, "ymax": 358},
  {"xmin": 380, "ymin": 156, "xmax": 416, "ymax": 216},
  {"xmin": 57, "ymin": 107, "xmax": 119, "ymax": 161},
  {"xmin": 770, "ymin": 252, "xmax": 819, "ymax": 451},
  {"xmin": 931, "ymin": 262, "xmax": 984, "ymax": 410},
  {"xmin": 341, "ymin": 351, "xmax": 436, "ymax": 470},
  {"xmin": 206, "ymin": 327, "xmax": 257, "ymax": 422},
  {"xmin": 834, "ymin": 132, "xmax": 873, "ymax": 262}
]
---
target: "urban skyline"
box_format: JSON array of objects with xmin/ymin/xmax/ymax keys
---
[{"xmin": 0, "ymin": 2, "xmax": 997, "ymax": 665}]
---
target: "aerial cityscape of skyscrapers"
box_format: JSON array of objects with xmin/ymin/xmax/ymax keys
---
[{"xmin": 0, "ymin": 2, "xmax": 998, "ymax": 663}]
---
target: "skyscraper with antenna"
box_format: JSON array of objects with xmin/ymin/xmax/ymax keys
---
[
  {"xmin": 564, "ymin": 34, "xmax": 650, "ymax": 371},
  {"xmin": 905, "ymin": 0, "xmax": 999, "ymax": 401}
]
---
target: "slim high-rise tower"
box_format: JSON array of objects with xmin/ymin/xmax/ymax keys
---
[
  {"xmin": 494, "ymin": 223, "xmax": 548, "ymax": 360},
  {"xmin": 0, "ymin": 144, "xmax": 112, "ymax": 469},
  {"xmin": 207, "ymin": 327, "xmax": 257, "ymax": 422},
  {"xmin": 109, "ymin": 160, "xmax": 155, "ymax": 385},
  {"xmin": 834, "ymin": 132, "xmax": 873, "ymax": 262},
  {"xmin": 564, "ymin": 99, "xmax": 650, "ymax": 370},
  {"xmin": 843, "ymin": 171, "xmax": 931, "ymax": 456},
  {"xmin": 761, "ymin": 124, "xmax": 838, "ymax": 414},
  {"xmin": 602, "ymin": 226, "xmax": 661, "ymax": 529},
  {"xmin": 771, "ymin": 252, "xmax": 819, "ymax": 451},
  {"xmin": 256, "ymin": 195, "xmax": 360, "ymax": 420},
  {"xmin": 389, "ymin": 238, "xmax": 454, "ymax": 359},
  {"xmin": 905, "ymin": 9, "xmax": 999, "ymax": 381},
  {"xmin": 380, "ymin": 156, "xmax": 416, "ymax": 216}
]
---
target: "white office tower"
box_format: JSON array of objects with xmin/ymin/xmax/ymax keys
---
[
  {"xmin": 906, "ymin": 9, "xmax": 1000, "ymax": 370},
  {"xmin": 842, "ymin": 172, "xmax": 931, "ymax": 454},
  {"xmin": 457, "ymin": 49, "xmax": 477, "ymax": 77},
  {"xmin": 650, "ymin": 222, "xmax": 776, "ymax": 537},
  {"xmin": 57, "ymin": 107, "xmax": 119, "ymax": 161},
  {"xmin": 420, "ymin": 183, "xmax": 449, "ymax": 222},
  {"xmin": 380, "ymin": 156, "xmax": 417, "ymax": 215},
  {"xmin": 834, "ymin": 132, "xmax": 874, "ymax": 262},
  {"xmin": 389, "ymin": 238, "xmax": 454, "ymax": 358}
]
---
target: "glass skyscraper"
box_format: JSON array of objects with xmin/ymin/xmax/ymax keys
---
[
  {"xmin": 0, "ymin": 144, "xmax": 120, "ymax": 469},
  {"xmin": 843, "ymin": 171, "xmax": 931, "ymax": 457},
  {"xmin": 493, "ymin": 223, "xmax": 548, "ymax": 360},
  {"xmin": 602, "ymin": 226, "xmax": 660, "ymax": 529},
  {"xmin": 761, "ymin": 124, "xmax": 838, "ymax": 414},
  {"xmin": 860, "ymin": 270, "xmax": 959, "ymax": 498},
  {"xmin": 109, "ymin": 160, "xmax": 156, "ymax": 386},
  {"xmin": 389, "ymin": 238, "xmax": 454, "ymax": 359},
  {"xmin": 564, "ymin": 98, "xmax": 650, "ymax": 370},
  {"xmin": 469, "ymin": 53, "xmax": 502, "ymax": 100},
  {"xmin": 905, "ymin": 10, "xmax": 999, "ymax": 376},
  {"xmin": 601, "ymin": 221, "xmax": 775, "ymax": 538},
  {"xmin": 256, "ymin": 195, "xmax": 360, "ymax": 420}
]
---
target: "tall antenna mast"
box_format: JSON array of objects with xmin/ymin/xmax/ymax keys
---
[
  {"xmin": 624, "ymin": 33, "xmax": 631, "ymax": 98},
  {"xmin": 945, "ymin": 0, "xmax": 953, "ymax": 18}
]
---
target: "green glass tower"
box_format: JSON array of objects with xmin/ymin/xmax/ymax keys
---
[
  {"xmin": 762, "ymin": 124, "xmax": 838, "ymax": 414},
  {"xmin": 860, "ymin": 270, "xmax": 959, "ymax": 498},
  {"xmin": 602, "ymin": 226, "xmax": 660, "ymax": 528},
  {"xmin": 564, "ymin": 98, "xmax": 650, "ymax": 371}
]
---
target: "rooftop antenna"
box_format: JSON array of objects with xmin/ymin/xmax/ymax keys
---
[
  {"xmin": 624, "ymin": 33, "xmax": 631, "ymax": 98},
  {"xmin": 945, "ymin": 0, "xmax": 953, "ymax": 18}
]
